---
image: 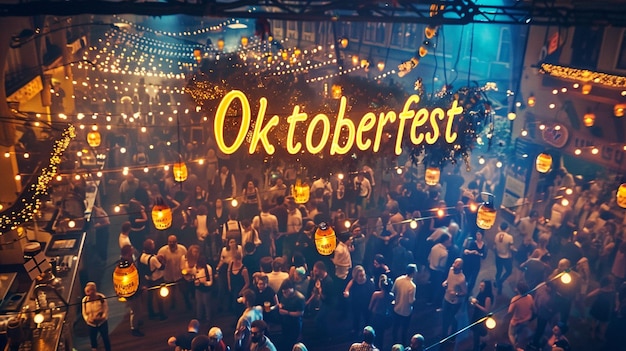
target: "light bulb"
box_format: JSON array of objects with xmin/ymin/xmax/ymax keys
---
[
  {"xmin": 560, "ymin": 272, "xmax": 571, "ymax": 284},
  {"xmin": 231, "ymin": 199, "xmax": 239, "ymax": 207},
  {"xmin": 410, "ymin": 220, "xmax": 418, "ymax": 230},
  {"xmin": 159, "ymin": 285, "xmax": 170, "ymax": 297},
  {"xmin": 485, "ymin": 316, "xmax": 496, "ymax": 329},
  {"xmin": 396, "ymin": 168, "xmax": 403, "ymax": 175},
  {"xmin": 344, "ymin": 220, "xmax": 351, "ymax": 229},
  {"xmin": 34, "ymin": 312, "xmax": 45, "ymax": 324}
]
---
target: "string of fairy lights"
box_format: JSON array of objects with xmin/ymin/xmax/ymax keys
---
[{"xmin": 112, "ymin": 15, "xmax": 241, "ymax": 37}]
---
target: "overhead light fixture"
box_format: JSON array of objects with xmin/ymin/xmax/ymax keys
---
[{"xmin": 227, "ymin": 23, "xmax": 247, "ymax": 29}]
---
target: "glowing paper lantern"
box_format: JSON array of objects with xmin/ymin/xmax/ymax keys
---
[
  {"xmin": 614, "ymin": 104, "xmax": 625, "ymax": 117},
  {"xmin": 425, "ymin": 167, "xmax": 441, "ymax": 186},
  {"xmin": 217, "ymin": 39, "xmax": 225, "ymax": 51},
  {"xmin": 424, "ymin": 25, "xmax": 437, "ymax": 39},
  {"xmin": 527, "ymin": 94, "xmax": 536, "ymax": 107},
  {"xmin": 535, "ymin": 153, "xmax": 552, "ymax": 173},
  {"xmin": 581, "ymin": 84, "xmax": 592, "ymax": 95},
  {"xmin": 314, "ymin": 222, "xmax": 336, "ymax": 255},
  {"xmin": 87, "ymin": 131, "xmax": 101, "ymax": 147},
  {"xmin": 173, "ymin": 161, "xmax": 188, "ymax": 182},
  {"xmin": 240, "ymin": 36, "xmax": 249, "ymax": 47},
  {"xmin": 113, "ymin": 260, "xmax": 139, "ymax": 299},
  {"xmin": 583, "ymin": 111, "xmax": 595, "ymax": 127},
  {"xmin": 291, "ymin": 179, "xmax": 310, "ymax": 204},
  {"xmin": 340, "ymin": 38, "xmax": 349, "ymax": 48},
  {"xmin": 476, "ymin": 201, "xmax": 497, "ymax": 230},
  {"xmin": 331, "ymin": 85, "xmax": 342, "ymax": 99},
  {"xmin": 617, "ymin": 184, "xmax": 626, "ymax": 208},
  {"xmin": 193, "ymin": 48, "xmax": 202, "ymax": 63},
  {"xmin": 152, "ymin": 199, "xmax": 172, "ymax": 230},
  {"xmin": 419, "ymin": 46, "xmax": 428, "ymax": 57},
  {"xmin": 377, "ymin": 61, "xmax": 385, "ymax": 71}
]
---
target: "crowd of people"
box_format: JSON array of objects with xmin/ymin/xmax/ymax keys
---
[{"xmin": 63, "ymin": 95, "xmax": 626, "ymax": 351}]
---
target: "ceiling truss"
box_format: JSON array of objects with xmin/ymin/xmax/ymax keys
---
[{"xmin": 0, "ymin": 0, "xmax": 625, "ymax": 27}]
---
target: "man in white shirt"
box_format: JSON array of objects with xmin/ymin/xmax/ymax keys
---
[
  {"xmin": 157, "ymin": 235, "xmax": 187, "ymax": 309},
  {"xmin": 353, "ymin": 172, "xmax": 372, "ymax": 217},
  {"xmin": 441, "ymin": 258, "xmax": 467, "ymax": 338},
  {"xmin": 391, "ymin": 264, "xmax": 417, "ymax": 345},
  {"xmin": 140, "ymin": 238, "xmax": 166, "ymax": 320},
  {"xmin": 516, "ymin": 210, "xmax": 539, "ymax": 243},
  {"xmin": 252, "ymin": 202, "xmax": 279, "ymax": 257},
  {"xmin": 428, "ymin": 233, "xmax": 451, "ymax": 307},
  {"xmin": 494, "ymin": 222, "xmax": 516, "ymax": 295}
]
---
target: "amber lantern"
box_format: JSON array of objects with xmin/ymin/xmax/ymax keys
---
[
  {"xmin": 339, "ymin": 38, "xmax": 349, "ymax": 49},
  {"xmin": 419, "ymin": 45, "xmax": 428, "ymax": 57},
  {"xmin": 583, "ymin": 110, "xmax": 596, "ymax": 127},
  {"xmin": 193, "ymin": 48, "xmax": 202, "ymax": 63},
  {"xmin": 535, "ymin": 153, "xmax": 552, "ymax": 173},
  {"xmin": 581, "ymin": 84, "xmax": 592, "ymax": 95},
  {"xmin": 291, "ymin": 179, "xmax": 310, "ymax": 204},
  {"xmin": 425, "ymin": 167, "xmax": 441, "ymax": 186},
  {"xmin": 152, "ymin": 197, "xmax": 172, "ymax": 230},
  {"xmin": 240, "ymin": 36, "xmax": 249, "ymax": 47},
  {"xmin": 617, "ymin": 184, "xmax": 626, "ymax": 208},
  {"xmin": 331, "ymin": 85, "xmax": 342, "ymax": 99},
  {"xmin": 315, "ymin": 222, "xmax": 337, "ymax": 255},
  {"xmin": 527, "ymin": 94, "xmax": 536, "ymax": 107},
  {"xmin": 476, "ymin": 201, "xmax": 497, "ymax": 230},
  {"xmin": 424, "ymin": 25, "xmax": 437, "ymax": 39},
  {"xmin": 113, "ymin": 259, "xmax": 139, "ymax": 300},
  {"xmin": 614, "ymin": 104, "xmax": 626, "ymax": 117},
  {"xmin": 217, "ymin": 39, "xmax": 225, "ymax": 51},
  {"xmin": 87, "ymin": 130, "xmax": 101, "ymax": 148},
  {"xmin": 281, "ymin": 51, "xmax": 289, "ymax": 61},
  {"xmin": 173, "ymin": 161, "xmax": 188, "ymax": 182},
  {"xmin": 377, "ymin": 61, "xmax": 385, "ymax": 72}
]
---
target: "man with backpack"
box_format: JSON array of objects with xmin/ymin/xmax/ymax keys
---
[{"xmin": 138, "ymin": 238, "xmax": 167, "ymax": 320}]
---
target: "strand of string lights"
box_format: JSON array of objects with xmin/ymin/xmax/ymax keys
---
[{"xmin": 112, "ymin": 15, "xmax": 241, "ymax": 37}]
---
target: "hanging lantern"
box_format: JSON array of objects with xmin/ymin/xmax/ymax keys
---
[
  {"xmin": 217, "ymin": 39, "xmax": 225, "ymax": 51},
  {"xmin": 314, "ymin": 222, "xmax": 336, "ymax": 255},
  {"xmin": 339, "ymin": 38, "xmax": 349, "ymax": 48},
  {"xmin": 425, "ymin": 167, "xmax": 441, "ymax": 186},
  {"xmin": 583, "ymin": 110, "xmax": 595, "ymax": 127},
  {"xmin": 419, "ymin": 45, "xmax": 428, "ymax": 57},
  {"xmin": 352, "ymin": 55, "xmax": 359, "ymax": 66},
  {"xmin": 294, "ymin": 48, "xmax": 302, "ymax": 57},
  {"xmin": 581, "ymin": 84, "xmax": 592, "ymax": 95},
  {"xmin": 527, "ymin": 94, "xmax": 536, "ymax": 107},
  {"xmin": 281, "ymin": 51, "xmax": 289, "ymax": 60},
  {"xmin": 614, "ymin": 104, "xmax": 626, "ymax": 117},
  {"xmin": 476, "ymin": 201, "xmax": 497, "ymax": 230},
  {"xmin": 331, "ymin": 84, "xmax": 342, "ymax": 99},
  {"xmin": 535, "ymin": 153, "xmax": 552, "ymax": 173},
  {"xmin": 113, "ymin": 259, "xmax": 139, "ymax": 299},
  {"xmin": 377, "ymin": 61, "xmax": 385, "ymax": 72},
  {"xmin": 424, "ymin": 25, "xmax": 438, "ymax": 39},
  {"xmin": 152, "ymin": 198, "xmax": 172, "ymax": 230},
  {"xmin": 87, "ymin": 130, "xmax": 101, "ymax": 147},
  {"xmin": 173, "ymin": 161, "xmax": 188, "ymax": 182},
  {"xmin": 617, "ymin": 184, "xmax": 626, "ymax": 208},
  {"xmin": 193, "ymin": 48, "xmax": 202, "ymax": 63},
  {"xmin": 240, "ymin": 36, "xmax": 249, "ymax": 47},
  {"xmin": 291, "ymin": 179, "xmax": 310, "ymax": 204}
]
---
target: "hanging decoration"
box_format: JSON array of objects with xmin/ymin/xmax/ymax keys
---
[
  {"xmin": 291, "ymin": 179, "xmax": 310, "ymax": 204},
  {"xmin": 112, "ymin": 259, "xmax": 139, "ymax": 300},
  {"xmin": 315, "ymin": 222, "xmax": 337, "ymax": 255},
  {"xmin": 173, "ymin": 159, "xmax": 188, "ymax": 182},
  {"xmin": 476, "ymin": 196, "xmax": 497, "ymax": 230},
  {"xmin": 535, "ymin": 153, "xmax": 552, "ymax": 173},
  {"xmin": 151, "ymin": 197, "xmax": 172, "ymax": 230},
  {"xmin": 87, "ymin": 129, "xmax": 101, "ymax": 147},
  {"xmin": 425, "ymin": 167, "xmax": 441, "ymax": 186},
  {"xmin": 617, "ymin": 184, "xmax": 626, "ymax": 208},
  {"xmin": 0, "ymin": 125, "xmax": 75, "ymax": 235}
]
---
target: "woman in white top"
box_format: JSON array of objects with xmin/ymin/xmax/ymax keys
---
[
  {"xmin": 194, "ymin": 205, "xmax": 209, "ymax": 242},
  {"xmin": 82, "ymin": 282, "xmax": 111, "ymax": 351}
]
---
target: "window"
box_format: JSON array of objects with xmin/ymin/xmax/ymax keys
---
[
  {"xmin": 616, "ymin": 30, "xmax": 626, "ymax": 70},
  {"xmin": 497, "ymin": 27, "xmax": 511, "ymax": 62},
  {"xmin": 364, "ymin": 22, "xmax": 376, "ymax": 42},
  {"xmin": 390, "ymin": 23, "xmax": 404, "ymax": 47},
  {"xmin": 570, "ymin": 26, "xmax": 604, "ymax": 69}
]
